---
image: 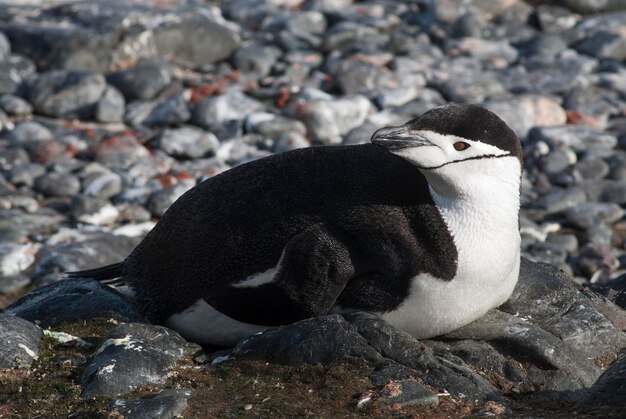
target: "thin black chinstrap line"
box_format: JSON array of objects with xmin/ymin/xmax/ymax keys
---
[{"xmin": 417, "ymin": 153, "xmax": 514, "ymax": 170}]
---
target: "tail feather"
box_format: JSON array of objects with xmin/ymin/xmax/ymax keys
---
[{"xmin": 65, "ymin": 262, "xmax": 126, "ymax": 285}]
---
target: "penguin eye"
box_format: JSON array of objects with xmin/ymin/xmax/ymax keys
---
[{"xmin": 453, "ymin": 142, "xmax": 470, "ymax": 151}]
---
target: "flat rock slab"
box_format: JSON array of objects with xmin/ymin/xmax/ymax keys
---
[
  {"xmin": 108, "ymin": 388, "xmax": 193, "ymax": 419},
  {"xmin": 0, "ymin": 314, "xmax": 41, "ymax": 369},
  {"xmin": 81, "ymin": 323, "xmax": 200, "ymax": 399},
  {"xmin": 233, "ymin": 313, "xmax": 500, "ymax": 403},
  {"xmin": 5, "ymin": 278, "xmax": 147, "ymax": 328}
]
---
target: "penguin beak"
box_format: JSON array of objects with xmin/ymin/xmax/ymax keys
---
[{"xmin": 371, "ymin": 125, "xmax": 434, "ymax": 150}]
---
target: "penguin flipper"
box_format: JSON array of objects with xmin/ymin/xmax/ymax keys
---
[
  {"xmin": 205, "ymin": 223, "xmax": 357, "ymax": 325},
  {"xmin": 65, "ymin": 262, "xmax": 126, "ymax": 285}
]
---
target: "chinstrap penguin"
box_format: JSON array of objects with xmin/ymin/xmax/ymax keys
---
[{"xmin": 68, "ymin": 104, "xmax": 523, "ymax": 346}]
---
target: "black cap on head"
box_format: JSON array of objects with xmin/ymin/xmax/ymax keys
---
[{"xmin": 408, "ymin": 104, "xmax": 522, "ymax": 162}]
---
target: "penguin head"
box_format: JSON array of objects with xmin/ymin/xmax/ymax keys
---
[{"xmin": 371, "ymin": 104, "xmax": 522, "ymax": 197}]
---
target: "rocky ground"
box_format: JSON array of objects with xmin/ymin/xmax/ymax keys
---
[{"xmin": 0, "ymin": 0, "xmax": 626, "ymax": 417}]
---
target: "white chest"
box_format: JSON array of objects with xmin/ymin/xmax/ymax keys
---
[{"xmin": 381, "ymin": 185, "xmax": 521, "ymax": 339}]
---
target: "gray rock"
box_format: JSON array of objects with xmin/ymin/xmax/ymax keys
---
[
  {"xmin": 81, "ymin": 323, "xmax": 199, "ymax": 399},
  {"xmin": 108, "ymin": 388, "xmax": 193, "ymax": 419},
  {"xmin": 540, "ymin": 150, "xmax": 573, "ymax": 174},
  {"xmin": 571, "ymin": 12, "xmax": 626, "ymax": 60},
  {"xmin": 0, "ymin": 273, "xmax": 30, "ymax": 295},
  {"xmin": 433, "ymin": 61, "xmax": 506, "ymax": 103},
  {"xmin": 82, "ymin": 171, "xmax": 123, "ymax": 200},
  {"xmin": 445, "ymin": 38, "xmax": 518, "ymax": 70},
  {"xmin": 232, "ymin": 44, "xmax": 281, "ymax": 78},
  {"xmin": 524, "ymin": 242, "xmax": 569, "ymax": 268},
  {"xmin": 145, "ymin": 179, "xmax": 195, "ymax": 218},
  {"xmin": 565, "ymin": 202, "xmax": 624, "ymax": 230},
  {"xmin": 330, "ymin": 57, "xmax": 378, "ymax": 96},
  {"xmin": 0, "ymin": 94, "xmax": 33, "ymax": 116},
  {"xmin": 272, "ymin": 132, "xmax": 310, "ymax": 153},
  {"xmin": 375, "ymin": 379, "xmax": 439, "ymax": 407},
  {"xmin": 93, "ymin": 133, "xmax": 151, "ymax": 171},
  {"xmin": 599, "ymin": 180, "xmax": 626, "ymax": 204},
  {"xmin": 577, "ymin": 243, "xmax": 620, "ymax": 280},
  {"xmin": 0, "ymin": 314, "xmax": 41, "ymax": 369},
  {"xmin": 431, "ymin": 0, "xmax": 522, "ymax": 24},
  {"xmin": 191, "ymin": 91, "xmax": 265, "ymax": 129},
  {"xmin": 0, "ymin": 208, "xmax": 64, "ymax": 242},
  {"xmin": 298, "ymin": 95, "xmax": 372, "ymax": 145},
  {"xmin": 0, "ymin": 32, "xmax": 10, "ymax": 58},
  {"xmin": 142, "ymin": 92, "xmax": 191, "ymax": 127},
  {"xmin": 5, "ymin": 120, "xmax": 54, "ymax": 148},
  {"xmin": 107, "ymin": 60, "xmax": 173, "ymax": 101},
  {"xmin": 546, "ymin": 233, "xmax": 579, "ymax": 253},
  {"xmin": 606, "ymin": 152, "xmax": 626, "ymax": 181},
  {"xmin": 245, "ymin": 113, "xmax": 307, "ymax": 139},
  {"xmin": 510, "ymin": 52, "xmax": 596, "ymax": 94},
  {"xmin": 284, "ymin": 10, "xmax": 326, "ymax": 49},
  {"xmin": 124, "ymin": 100, "xmax": 159, "ymax": 127},
  {"xmin": 577, "ymin": 351, "xmax": 626, "ymax": 407},
  {"xmin": 69, "ymin": 196, "xmax": 120, "ymax": 226},
  {"xmin": 31, "ymin": 232, "xmax": 140, "ymax": 285},
  {"xmin": 451, "ymin": 12, "xmax": 483, "ymax": 38},
  {"xmin": 322, "ymin": 21, "xmax": 386, "ymax": 54},
  {"xmin": 155, "ymin": 126, "xmax": 219, "ymax": 159},
  {"xmin": 536, "ymin": 6, "xmax": 579, "ymax": 33},
  {"xmin": 536, "ymin": 187, "xmax": 587, "ymax": 214},
  {"xmin": 344, "ymin": 312, "xmax": 503, "ymax": 402},
  {"xmin": 0, "ymin": 55, "xmax": 37, "ymax": 95},
  {"xmin": 529, "ymin": 126, "xmax": 618, "ymax": 152},
  {"xmin": 95, "ymin": 86, "xmax": 125, "ymax": 123},
  {"xmin": 563, "ymin": 0, "xmax": 626, "ymax": 14},
  {"xmin": 153, "ymin": 19, "xmax": 239, "ymax": 67},
  {"xmin": 0, "ymin": 242, "xmax": 39, "ymax": 279},
  {"xmin": 375, "ymin": 76, "xmax": 426, "ymax": 108},
  {"xmin": 234, "ymin": 313, "xmax": 502, "ymax": 402},
  {"xmin": 33, "ymin": 172, "xmax": 81, "ymax": 198},
  {"xmin": 6, "ymin": 278, "xmax": 146, "ymax": 328},
  {"xmin": 7, "ymin": 163, "xmax": 46, "ymax": 187},
  {"xmin": 27, "ymin": 70, "xmax": 107, "ymax": 119},
  {"xmin": 500, "ymin": 258, "xmax": 626, "ymax": 360},
  {"xmin": 233, "ymin": 314, "xmax": 382, "ymax": 365},
  {"xmin": 575, "ymin": 157, "xmax": 610, "ymax": 181},
  {"xmin": 443, "ymin": 310, "xmax": 602, "ymax": 391},
  {"xmin": 517, "ymin": 34, "xmax": 569, "ymax": 58}
]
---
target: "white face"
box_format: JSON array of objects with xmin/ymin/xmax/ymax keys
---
[
  {"xmin": 390, "ymin": 130, "xmax": 512, "ymax": 170},
  {"xmin": 373, "ymin": 128, "xmax": 522, "ymax": 199}
]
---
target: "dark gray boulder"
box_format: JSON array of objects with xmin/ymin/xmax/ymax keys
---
[
  {"xmin": 233, "ymin": 313, "xmax": 502, "ymax": 403},
  {"xmin": 27, "ymin": 70, "xmax": 107, "ymax": 119},
  {"xmin": 81, "ymin": 323, "xmax": 200, "ymax": 399},
  {"xmin": 499, "ymin": 258, "xmax": 626, "ymax": 361},
  {"xmin": 5, "ymin": 279, "xmax": 147, "ymax": 328},
  {"xmin": 108, "ymin": 388, "xmax": 193, "ymax": 419},
  {"xmin": 577, "ymin": 351, "xmax": 626, "ymax": 407},
  {"xmin": 437, "ymin": 310, "xmax": 602, "ymax": 392},
  {"xmin": 107, "ymin": 60, "xmax": 173, "ymax": 102},
  {"xmin": 233, "ymin": 314, "xmax": 381, "ymax": 365},
  {"xmin": 0, "ymin": 314, "xmax": 41, "ymax": 369}
]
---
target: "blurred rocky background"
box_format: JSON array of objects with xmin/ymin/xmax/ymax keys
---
[{"xmin": 0, "ymin": 0, "xmax": 626, "ymax": 416}]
